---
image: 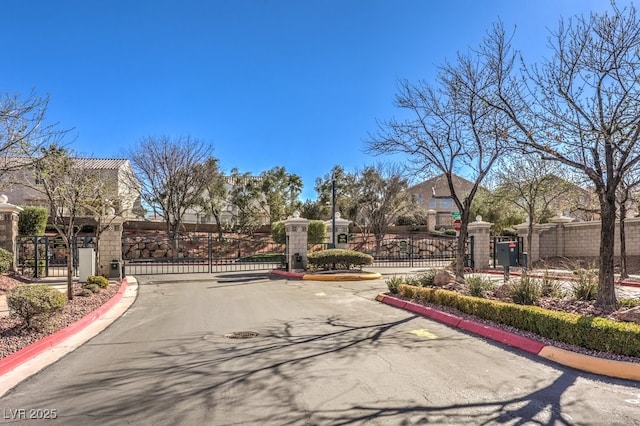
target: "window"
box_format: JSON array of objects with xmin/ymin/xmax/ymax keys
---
[
  {"xmin": 428, "ymin": 198, "xmax": 436, "ymax": 209},
  {"xmin": 439, "ymin": 198, "xmax": 454, "ymax": 209}
]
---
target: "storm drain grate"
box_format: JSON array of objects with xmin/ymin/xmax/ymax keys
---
[{"xmin": 224, "ymin": 331, "xmax": 259, "ymax": 339}]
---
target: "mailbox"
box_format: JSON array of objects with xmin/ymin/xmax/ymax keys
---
[{"xmin": 496, "ymin": 241, "xmax": 520, "ymax": 267}]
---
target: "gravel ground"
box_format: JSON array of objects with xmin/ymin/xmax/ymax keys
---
[{"xmin": 0, "ymin": 276, "xmax": 118, "ymax": 360}]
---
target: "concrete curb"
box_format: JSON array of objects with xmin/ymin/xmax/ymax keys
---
[
  {"xmin": 270, "ymin": 269, "xmax": 382, "ymax": 281},
  {"xmin": 0, "ymin": 278, "xmax": 129, "ymax": 377},
  {"xmin": 377, "ymin": 293, "xmax": 639, "ymax": 382}
]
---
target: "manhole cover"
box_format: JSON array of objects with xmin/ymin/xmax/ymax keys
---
[{"xmin": 224, "ymin": 331, "xmax": 259, "ymax": 339}]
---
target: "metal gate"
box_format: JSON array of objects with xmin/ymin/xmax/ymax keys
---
[
  {"xmin": 17, "ymin": 235, "xmax": 96, "ymax": 278},
  {"xmin": 122, "ymin": 232, "xmax": 285, "ymax": 275},
  {"xmin": 348, "ymin": 233, "xmax": 473, "ymax": 269}
]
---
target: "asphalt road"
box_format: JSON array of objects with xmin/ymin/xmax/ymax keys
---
[{"xmin": 1, "ymin": 271, "xmax": 640, "ymax": 425}]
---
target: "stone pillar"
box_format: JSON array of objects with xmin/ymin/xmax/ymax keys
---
[
  {"xmin": 549, "ymin": 213, "xmax": 574, "ymax": 258},
  {"xmin": 427, "ymin": 209, "xmax": 437, "ymax": 232},
  {"xmin": 325, "ymin": 212, "xmax": 351, "ymax": 249},
  {"xmin": 97, "ymin": 216, "xmax": 124, "ymax": 277},
  {"xmin": 514, "ymin": 221, "xmax": 541, "ymax": 264},
  {"xmin": 467, "ymin": 216, "xmax": 492, "ymax": 271},
  {"xmin": 0, "ymin": 195, "xmax": 23, "ymax": 271},
  {"xmin": 285, "ymin": 211, "xmax": 310, "ymax": 271}
]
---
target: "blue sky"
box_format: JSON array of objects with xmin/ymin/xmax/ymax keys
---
[{"xmin": 0, "ymin": 0, "xmax": 625, "ymax": 200}]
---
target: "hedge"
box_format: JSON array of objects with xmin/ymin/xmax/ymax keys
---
[
  {"xmin": 0, "ymin": 247, "xmax": 13, "ymax": 273},
  {"xmin": 397, "ymin": 284, "xmax": 640, "ymax": 358},
  {"xmin": 307, "ymin": 249, "xmax": 373, "ymax": 270}
]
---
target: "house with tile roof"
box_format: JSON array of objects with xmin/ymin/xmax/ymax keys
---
[
  {"xmin": 405, "ymin": 173, "xmax": 474, "ymax": 229},
  {"xmin": 0, "ymin": 157, "xmax": 144, "ymax": 219}
]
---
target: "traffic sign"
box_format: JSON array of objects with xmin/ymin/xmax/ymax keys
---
[
  {"xmin": 451, "ymin": 211, "xmax": 461, "ymax": 220},
  {"xmin": 453, "ymin": 219, "xmax": 462, "ymax": 231}
]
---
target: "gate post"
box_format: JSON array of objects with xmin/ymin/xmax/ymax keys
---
[
  {"xmin": 467, "ymin": 215, "xmax": 492, "ymax": 271},
  {"xmin": 284, "ymin": 211, "xmax": 309, "ymax": 271},
  {"xmin": 0, "ymin": 195, "xmax": 23, "ymax": 271},
  {"xmin": 325, "ymin": 212, "xmax": 350, "ymax": 249},
  {"xmin": 98, "ymin": 215, "xmax": 124, "ymax": 278}
]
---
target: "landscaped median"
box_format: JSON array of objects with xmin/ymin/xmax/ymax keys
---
[
  {"xmin": 376, "ymin": 292, "xmax": 640, "ymax": 382},
  {"xmin": 270, "ymin": 269, "xmax": 382, "ymax": 281},
  {"xmin": 0, "ymin": 277, "xmax": 129, "ymax": 376}
]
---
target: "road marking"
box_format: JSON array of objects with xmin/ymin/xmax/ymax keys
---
[
  {"xmin": 315, "ymin": 292, "xmax": 327, "ymax": 296},
  {"xmin": 410, "ymin": 329, "xmax": 438, "ymax": 339}
]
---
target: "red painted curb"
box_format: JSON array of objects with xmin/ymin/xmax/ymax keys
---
[
  {"xmin": 270, "ymin": 270, "xmax": 304, "ymax": 279},
  {"xmin": 404, "ymin": 301, "xmax": 462, "ymax": 328},
  {"xmin": 378, "ymin": 294, "xmax": 545, "ymax": 355},
  {"xmin": 457, "ymin": 319, "xmax": 545, "ymax": 355},
  {"xmin": 380, "ymin": 295, "xmax": 408, "ymax": 309},
  {"xmin": 0, "ymin": 278, "xmax": 129, "ymax": 376}
]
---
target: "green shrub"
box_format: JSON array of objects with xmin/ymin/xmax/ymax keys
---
[
  {"xmin": 466, "ymin": 275, "xmax": 496, "ymax": 298},
  {"xmin": 415, "ymin": 270, "xmax": 438, "ymax": 287},
  {"xmin": 307, "ymin": 249, "xmax": 373, "ymax": 270},
  {"xmin": 18, "ymin": 206, "xmax": 49, "ymax": 236},
  {"xmin": 508, "ymin": 274, "xmax": 541, "ymax": 305},
  {"xmin": 540, "ymin": 271, "xmax": 564, "ymax": 298},
  {"xmin": 571, "ymin": 268, "xmax": 597, "ymax": 300},
  {"xmin": 386, "ymin": 275, "xmax": 404, "ymax": 294},
  {"xmin": 0, "ymin": 247, "xmax": 13, "ymax": 273},
  {"xmin": 396, "ymin": 283, "xmax": 640, "ymax": 357},
  {"xmin": 620, "ymin": 298, "xmax": 640, "ymax": 308},
  {"xmin": 86, "ymin": 275, "xmax": 109, "ymax": 289},
  {"xmin": 7, "ymin": 285, "xmax": 66, "ymax": 329}
]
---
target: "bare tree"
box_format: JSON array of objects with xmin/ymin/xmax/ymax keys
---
[
  {"xmin": 34, "ymin": 147, "xmax": 100, "ymax": 300},
  {"xmin": 367, "ymin": 45, "xmax": 512, "ymax": 278},
  {"xmin": 493, "ymin": 156, "xmax": 574, "ymax": 255},
  {"xmin": 476, "ymin": 7, "xmax": 640, "ymax": 309},
  {"xmin": 0, "ymin": 91, "xmax": 68, "ymax": 187},
  {"xmin": 80, "ymin": 171, "xmax": 125, "ymax": 275},
  {"xmin": 124, "ymin": 135, "xmax": 216, "ymax": 242},
  {"xmin": 355, "ymin": 164, "xmax": 412, "ymax": 254}
]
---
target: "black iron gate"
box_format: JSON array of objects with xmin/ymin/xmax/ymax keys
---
[
  {"xmin": 17, "ymin": 235, "xmax": 96, "ymax": 278},
  {"xmin": 348, "ymin": 233, "xmax": 473, "ymax": 269},
  {"xmin": 121, "ymin": 232, "xmax": 285, "ymax": 275}
]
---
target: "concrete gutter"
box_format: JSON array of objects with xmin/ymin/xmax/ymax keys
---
[{"xmin": 376, "ymin": 293, "xmax": 640, "ymax": 382}]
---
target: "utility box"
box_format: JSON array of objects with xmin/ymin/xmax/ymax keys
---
[
  {"xmin": 78, "ymin": 248, "xmax": 96, "ymax": 283},
  {"xmin": 496, "ymin": 241, "xmax": 520, "ymax": 267},
  {"xmin": 291, "ymin": 252, "xmax": 304, "ymax": 270},
  {"xmin": 109, "ymin": 259, "xmax": 122, "ymax": 280}
]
